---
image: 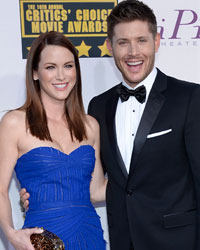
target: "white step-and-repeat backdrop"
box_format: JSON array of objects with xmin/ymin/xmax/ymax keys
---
[{"xmin": 0, "ymin": 0, "xmax": 199, "ymax": 249}]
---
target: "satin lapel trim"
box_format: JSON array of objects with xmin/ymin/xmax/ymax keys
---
[
  {"xmin": 106, "ymin": 86, "xmax": 128, "ymax": 178},
  {"xmin": 129, "ymin": 71, "xmax": 167, "ymax": 176}
]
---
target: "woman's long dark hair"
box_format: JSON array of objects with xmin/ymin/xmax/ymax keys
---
[{"xmin": 20, "ymin": 31, "xmax": 87, "ymax": 142}]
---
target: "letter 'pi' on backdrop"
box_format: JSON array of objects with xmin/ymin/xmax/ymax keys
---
[{"xmin": 0, "ymin": 0, "xmax": 199, "ymax": 249}]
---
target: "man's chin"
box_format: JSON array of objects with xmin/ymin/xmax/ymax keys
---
[{"xmin": 124, "ymin": 76, "xmax": 144, "ymax": 87}]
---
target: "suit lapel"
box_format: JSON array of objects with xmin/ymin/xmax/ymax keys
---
[
  {"xmin": 129, "ymin": 70, "xmax": 167, "ymax": 177},
  {"xmin": 106, "ymin": 85, "xmax": 129, "ymax": 178}
]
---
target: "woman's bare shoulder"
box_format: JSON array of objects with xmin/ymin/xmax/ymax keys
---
[
  {"xmin": 84, "ymin": 114, "xmax": 100, "ymax": 145},
  {"xmin": 85, "ymin": 114, "xmax": 100, "ymax": 132},
  {"xmin": 0, "ymin": 110, "xmax": 26, "ymax": 130}
]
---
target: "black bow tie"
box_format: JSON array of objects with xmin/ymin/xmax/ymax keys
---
[{"xmin": 117, "ymin": 84, "xmax": 146, "ymax": 103}]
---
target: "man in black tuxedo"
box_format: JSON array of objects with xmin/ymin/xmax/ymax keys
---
[{"xmin": 88, "ymin": 0, "xmax": 200, "ymax": 249}]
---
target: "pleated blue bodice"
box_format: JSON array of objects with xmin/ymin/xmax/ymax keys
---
[{"xmin": 15, "ymin": 145, "xmax": 106, "ymax": 249}]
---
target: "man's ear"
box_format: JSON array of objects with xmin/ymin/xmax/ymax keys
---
[
  {"xmin": 106, "ymin": 38, "xmax": 113, "ymax": 56},
  {"xmin": 154, "ymin": 32, "xmax": 160, "ymax": 53}
]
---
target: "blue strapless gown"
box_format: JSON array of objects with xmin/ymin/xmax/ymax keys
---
[{"xmin": 15, "ymin": 145, "xmax": 106, "ymax": 249}]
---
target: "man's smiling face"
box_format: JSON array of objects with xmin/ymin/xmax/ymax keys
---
[{"xmin": 107, "ymin": 20, "xmax": 160, "ymax": 88}]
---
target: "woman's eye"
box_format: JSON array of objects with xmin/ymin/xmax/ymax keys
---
[
  {"xmin": 65, "ymin": 64, "xmax": 73, "ymax": 68},
  {"xmin": 46, "ymin": 66, "xmax": 55, "ymax": 70}
]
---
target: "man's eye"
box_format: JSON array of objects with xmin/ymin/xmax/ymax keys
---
[
  {"xmin": 118, "ymin": 41, "xmax": 127, "ymax": 45},
  {"xmin": 139, "ymin": 39, "xmax": 147, "ymax": 43}
]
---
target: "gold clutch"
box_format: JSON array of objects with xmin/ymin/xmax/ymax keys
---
[{"xmin": 30, "ymin": 229, "xmax": 65, "ymax": 250}]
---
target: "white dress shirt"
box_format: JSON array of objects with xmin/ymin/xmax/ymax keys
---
[{"xmin": 115, "ymin": 68, "xmax": 157, "ymax": 173}]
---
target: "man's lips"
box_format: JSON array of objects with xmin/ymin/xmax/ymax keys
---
[
  {"xmin": 125, "ymin": 60, "xmax": 143, "ymax": 73},
  {"xmin": 126, "ymin": 60, "xmax": 143, "ymax": 66}
]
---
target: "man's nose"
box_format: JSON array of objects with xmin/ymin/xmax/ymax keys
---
[{"xmin": 128, "ymin": 42, "xmax": 139, "ymax": 56}]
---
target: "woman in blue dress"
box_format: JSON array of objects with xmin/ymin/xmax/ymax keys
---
[{"xmin": 0, "ymin": 31, "xmax": 107, "ymax": 250}]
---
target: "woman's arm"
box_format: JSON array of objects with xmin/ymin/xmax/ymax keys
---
[
  {"xmin": 0, "ymin": 112, "xmax": 42, "ymax": 250},
  {"xmin": 88, "ymin": 116, "xmax": 108, "ymax": 203}
]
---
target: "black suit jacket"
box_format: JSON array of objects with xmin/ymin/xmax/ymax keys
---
[{"xmin": 88, "ymin": 69, "xmax": 200, "ymax": 250}]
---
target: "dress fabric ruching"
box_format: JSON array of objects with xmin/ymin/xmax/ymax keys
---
[{"xmin": 15, "ymin": 145, "xmax": 106, "ymax": 250}]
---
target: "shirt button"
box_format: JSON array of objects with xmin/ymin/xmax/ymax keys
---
[
  {"xmin": 132, "ymin": 134, "xmax": 134, "ymax": 136},
  {"xmin": 133, "ymin": 110, "xmax": 135, "ymax": 112},
  {"xmin": 127, "ymin": 189, "xmax": 133, "ymax": 196}
]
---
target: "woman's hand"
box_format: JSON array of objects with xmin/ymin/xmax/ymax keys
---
[
  {"xmin": 8, "ymin": 227, "xmax": 43, "ymax": 250},
  {"xmin": 20, "ymin": 188, "xmax": 30, "ymax": 211}
]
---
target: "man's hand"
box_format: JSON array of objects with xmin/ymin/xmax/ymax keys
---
[{"xmin": 20, "ymin": 188, "xmax": 30, "ymax": 211}]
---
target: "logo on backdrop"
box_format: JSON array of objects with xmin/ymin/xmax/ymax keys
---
[
  {"xmin": 158, "ymin": 9, "xmax": 200, "ymax": 47},
  {"xmin": 19, "ymin": 0, "xmax": 117, "ymax": 59}
]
